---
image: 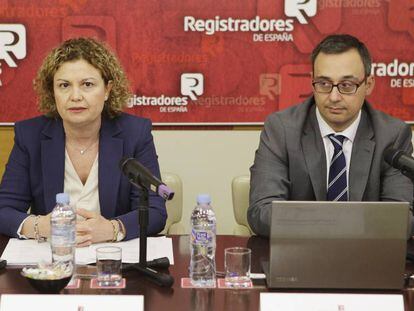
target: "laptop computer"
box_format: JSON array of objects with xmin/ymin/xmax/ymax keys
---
[{"xmin": 262, "ymin": 201, "xmax": 409, "ymax": 289}]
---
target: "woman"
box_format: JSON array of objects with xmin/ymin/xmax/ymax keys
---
[{"xmin": 0, "ymin": 37, "xmax": 167, "ymax": 246}]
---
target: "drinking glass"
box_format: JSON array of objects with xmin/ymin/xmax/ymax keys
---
[
  {"xmin": 224, "ymin": 247, "xmax": 251, "ymax": 288},
  {"xmin": 96, "ymin": 246, "xmax": 122, "ymax": 286}
]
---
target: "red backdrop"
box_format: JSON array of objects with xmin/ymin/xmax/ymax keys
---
[{"xmin": 0, "ymin": 0, "xmax": 413, "ymax": 125}]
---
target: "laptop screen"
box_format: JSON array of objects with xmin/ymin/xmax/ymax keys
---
[{"xmin": 265, "ymin": 201, "xmax": 409, "ymax": 289}]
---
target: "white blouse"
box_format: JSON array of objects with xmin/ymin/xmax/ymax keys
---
[{"xmin": 64, "ymin": 150, "xmax": 101, "ymax": 218}]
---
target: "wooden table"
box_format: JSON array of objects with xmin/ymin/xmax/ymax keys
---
[{"xmin": 1, "ymin": 235, "xmax": 414, "ymax": 311}]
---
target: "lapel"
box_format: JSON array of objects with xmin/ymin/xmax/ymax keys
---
[
  {"xmin": 349, "ymin": 108, "xmax": 375, "ymax": 201},
  {"xmin": 302, "ymin": 104, "xmax": 327, "ymax": 200},
  {"xmin": 41, "ymin": 118, "xmax": 65, "ymax": 213},
  {"xmin": 98, "ymin": 117, "xmax": 123, "ymax": 218}
]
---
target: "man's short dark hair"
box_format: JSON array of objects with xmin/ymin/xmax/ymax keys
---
[{"xmin": 311, "ymin": 34, "xmax": 372, "ymax": 76}]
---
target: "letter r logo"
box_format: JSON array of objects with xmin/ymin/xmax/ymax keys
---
[
  {"xmin": 260, "ymin": 74, "xmax": 280, "ymax": 100},
  {"xmin": 0, "ymin": 24, "xmax": 26, "ymax": 68},
  {"xmin": 284, "ymin": 0, "xmax": 317, "ymax": 24},
  {"xmin": 181, "ymin": 73, "xmax": 204, "ymax": 101}
]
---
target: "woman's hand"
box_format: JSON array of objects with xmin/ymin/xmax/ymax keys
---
[
  {"xmin": 76, "ymin": 208, "xmax": 113, "ymax": 247},
  {"xmin": 21, "ymin": 213, "xmax": 51, "ymax": 240}
]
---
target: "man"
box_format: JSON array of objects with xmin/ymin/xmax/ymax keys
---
[{"xmin": 248, "ymin": 34, "xmax": 413, "ymax": 237}]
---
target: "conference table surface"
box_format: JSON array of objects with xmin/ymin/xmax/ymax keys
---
[{"xmin": 1, "ymin": 234, "xmax": 414, "ymax": 311}]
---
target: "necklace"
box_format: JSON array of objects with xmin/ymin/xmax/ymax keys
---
[{"xmin": 67, "ymin": 139, "xmax": 98, "ymax": 155}]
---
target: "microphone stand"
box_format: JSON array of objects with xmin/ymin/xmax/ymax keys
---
[{"xmin": 122, "ymin": 179, "xmax": 174, "ymax": 287}]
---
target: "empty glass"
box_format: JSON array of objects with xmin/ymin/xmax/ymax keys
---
[{"xmin": 224, "ymin": 247, "xmax": 251, "ymax": 288}]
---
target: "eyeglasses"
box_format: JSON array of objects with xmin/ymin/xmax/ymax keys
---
[{"xmin": 312, "ymin": 77, "xmax": 367, "ymax": 95}]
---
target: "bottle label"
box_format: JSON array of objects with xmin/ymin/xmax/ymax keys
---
[
  {"xmin": 191, "ymin": 229, "xmax": 214, "ymax": 245},
  {"xmin": 51, "ymin": 226, "xmax": 75, "ymax": 245}
]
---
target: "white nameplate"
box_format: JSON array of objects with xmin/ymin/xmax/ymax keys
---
[
  {"xmin": 260, "ymin": 293, "xmax": 404, "ymax": 311},
  {"xmin": 0, "ymin": 294, "xmax": 144, "ymax": 311}
]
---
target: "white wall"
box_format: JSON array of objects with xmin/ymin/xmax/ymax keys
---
[
  {"xmin": 154, "ymin": 129, "xmax": 414, "ymax": 234},
  {"xmin": 153, "ymin": 130, "xmax": 261, "ymax": 234}
]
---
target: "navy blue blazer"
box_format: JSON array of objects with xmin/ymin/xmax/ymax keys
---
[{"xmin": 0, "ymin": 113, "xmax": 167, "ymax": 240}]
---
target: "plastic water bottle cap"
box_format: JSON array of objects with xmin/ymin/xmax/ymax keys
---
[
  {"xmin": 197, "ymin": 194, "xmax": 211, "ymax": 204},
  {"xmin": 56, "ymin": 193, "xmax": 70, "ymax": 204}
]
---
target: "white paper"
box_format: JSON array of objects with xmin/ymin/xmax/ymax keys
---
[
  {"xmin": 1, "ymin": 236, "xmax": 174, "ymax": 265},
  {"xmin": 0, "ymin": 239, "xmax": 52, "ymax": 265},
  {"xmin": 260, "ymin": 293, "xmax": 404, "ymax": 311},
  {"xmin": 0, "ymin": 294, "xmax": 143, "ymax": 311}
]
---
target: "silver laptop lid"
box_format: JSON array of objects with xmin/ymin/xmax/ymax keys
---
[{"xmin": 266, "ymin": 201, "xmax": 409, "ymax": 289}]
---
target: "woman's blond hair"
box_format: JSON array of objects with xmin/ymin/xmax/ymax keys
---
[{"xmin": 34, "ymin": 37, "xmax": 130, "ymax": 118}]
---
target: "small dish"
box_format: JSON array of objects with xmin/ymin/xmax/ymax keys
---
[{"xmin": 21, "ymin": 264, "xmax": 72, "ymax": 294}]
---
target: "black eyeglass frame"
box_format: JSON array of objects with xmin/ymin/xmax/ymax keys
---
[{"xmin": 312, "ymin": 76, "xmax": 368, "ymax": 95}]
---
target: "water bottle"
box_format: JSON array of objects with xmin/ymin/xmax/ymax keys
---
[
  {"xmin": 189, "ymin": 194, "xmax": 216, "ymax": 287},
  {"xmin": 50, "ymin": 193, "xmax": 76, "ymax": 274}
]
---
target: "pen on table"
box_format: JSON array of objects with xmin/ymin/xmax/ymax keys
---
[
  {"xmin": 75, "ymin": 273, "xmax": 96, "ymax": 280},
  {"xmin": 215, "ymin": 271, "xmax": 266, "ymax": 279}
]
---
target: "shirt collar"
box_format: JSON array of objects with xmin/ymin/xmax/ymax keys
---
[{"xmin": 316, "ymin": 107, "xmax": 361, "ymax": 143}]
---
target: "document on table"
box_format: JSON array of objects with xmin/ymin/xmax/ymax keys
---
[
  {"xmin": 1, "ymin": 236, "xmax": 174, "ymax": 265},
  {"xmin": 260, "ymin": 293, "xmax": 404, "ymax": 311},
  {"xmin": 0, "ymin": 294, "xmax": 143, "ymax": 311}
]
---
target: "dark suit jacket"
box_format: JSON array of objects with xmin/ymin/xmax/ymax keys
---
[
  {"xmin": 248, "ymin": 97, "xmax": 414, "ymax": 237},
  {"xmin": 0, "ymin": 113, "xmax": 167, "ymax": 240}
]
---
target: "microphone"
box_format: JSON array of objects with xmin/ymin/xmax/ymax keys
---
[
  {"xmin": 384, "ymin": 148, "xmax": 414, "ymax": 181},
  {"xmin": 119, "ymin": 157, "xmax": 174, "ymax": 200}
]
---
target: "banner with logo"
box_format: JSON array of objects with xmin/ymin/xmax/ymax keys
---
[{"xmin": 0, "ymin": 0, "xmax": 413, "ymax": 125}]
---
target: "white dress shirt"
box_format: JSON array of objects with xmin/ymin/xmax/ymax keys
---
[{"xmin": 316, "ymin": 107, "xmax": 361, "ymax": 193}]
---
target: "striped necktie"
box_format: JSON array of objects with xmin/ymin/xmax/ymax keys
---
[{"xmin": 327, "ymin": 134, "xmax": 348, "ymax": 201}]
